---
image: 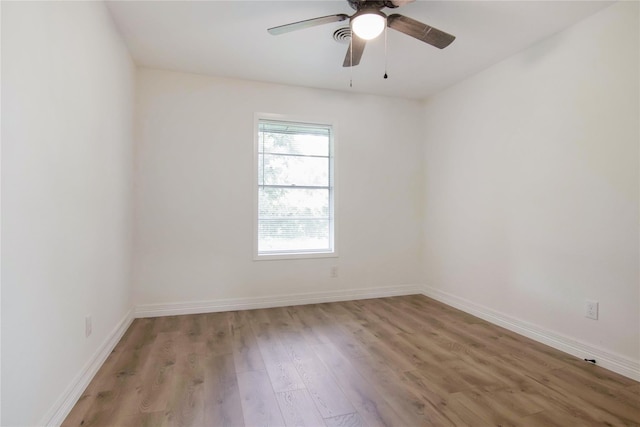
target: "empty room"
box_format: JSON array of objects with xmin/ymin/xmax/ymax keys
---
[{"xmin": 2, "ymin": 0, "xmax": 638, "ymax": 426}]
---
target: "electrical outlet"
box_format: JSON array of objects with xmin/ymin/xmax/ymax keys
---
[
  {"xmin": 85, "ymin": 315, "xmax": 92, "ymax": 337},
  {"xmin": 585, "ymin": 300, "xmax": 599, "ymax": 320},
  {"xmin": 330, "ymin": 266, "xmax": 338, "ymax": 278}
]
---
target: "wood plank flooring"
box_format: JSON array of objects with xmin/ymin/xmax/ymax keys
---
[{"xmin": 62, "ymin": 295, "xmax": 640, "ymax": 426}]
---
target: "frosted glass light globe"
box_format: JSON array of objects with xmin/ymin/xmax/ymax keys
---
[{"xmin": 351, "ymin": 12, "xmax": 385, "ymax": 40}]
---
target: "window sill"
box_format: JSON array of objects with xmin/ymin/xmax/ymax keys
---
[{"xmin": 254, "ymin": 251, "xmax": 338, "ymax": 261}]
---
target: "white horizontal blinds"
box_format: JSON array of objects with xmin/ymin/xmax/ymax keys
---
[{"xmin": 258, "ymin": 119, "xmax": 333, "ymax": 254}]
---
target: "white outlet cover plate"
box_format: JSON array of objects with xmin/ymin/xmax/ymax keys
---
[
  {"xmin": 85, "ymin": 315, "xmax": 92, "ymax": 337},
  {"xmin": 585, "ymin": 300, "xmax": 599, "ymax": 320}
]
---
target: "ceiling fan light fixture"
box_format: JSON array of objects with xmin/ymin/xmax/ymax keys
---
[{"xmin": 351, "ymin": 11, "xmax": 386, "ymax": 40}]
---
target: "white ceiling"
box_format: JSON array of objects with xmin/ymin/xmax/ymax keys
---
[{"xmin": 105, "ymin": 0, "xmax": 613, "ymax": 99}]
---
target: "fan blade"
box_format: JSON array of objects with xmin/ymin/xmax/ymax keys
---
[
  {"xmin": 343, "ymin": 35, "xmax": 367, "ymax": 67},
  {"xmin": 268, "ymin": 14, "xmax": 349, "ymax": 35},
  {"xmin": 387, "ymin": 14, "xmax": 455, "ymax": 49}
]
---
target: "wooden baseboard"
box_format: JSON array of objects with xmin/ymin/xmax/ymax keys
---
[
  {"xmin": 40, "ymin": 309, "xmax": 134, "ymax": 426},
  {"xmin": 422, "ymin": 285, "xmax": 640, "ymax": 381},
  {"xmin": 134, "ymin": 284, "xmax": 423, "ymax": 318}
]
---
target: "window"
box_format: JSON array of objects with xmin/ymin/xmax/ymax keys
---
[{"xmin": 255, "ymin": 116, "xmax": 335, "ymax": 259}]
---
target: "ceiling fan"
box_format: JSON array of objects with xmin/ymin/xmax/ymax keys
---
[{"xmin": 267, "ymin": 0, "xmax": 455, "ymax": 67}]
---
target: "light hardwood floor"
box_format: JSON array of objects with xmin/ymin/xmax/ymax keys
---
[{"xmin": 63, "ymin": 295, "xmax": 640, "ymax": 426}]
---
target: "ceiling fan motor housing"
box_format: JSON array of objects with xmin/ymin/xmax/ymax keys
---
[{"xmin": 347, "ymin": 0, "xmax": 399, "ymax": 11}]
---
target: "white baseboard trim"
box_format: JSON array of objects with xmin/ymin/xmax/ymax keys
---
[
  {"xmin": 40, "ymin": 308, "xmax": 134, "ymax": 427},
  {"xmin": 422, "ymin": 286, "xmax": 640, "ymax": 381},
  {"xmin": 134, "ymin": 284, "xmax": 422, "ymax": 318}
]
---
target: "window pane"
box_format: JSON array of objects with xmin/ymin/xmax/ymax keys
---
[
  {"xmin": 258, "ymin": 219, "xmax": 330, "ymax": 252},
  {"xmin": 259, "ymin": 187, "xmax": 329, "ymax": 219},
  {"xmin": 259, "ymin": 131, "xmax": 329, "ymax": 157},
  {"xmin": 259, "ymin": 154, "xmax": 328, "ymax": 186}
]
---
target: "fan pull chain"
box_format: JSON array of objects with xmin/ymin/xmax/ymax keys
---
[
  {"xmin": 383, "ymin": 24, "xmax": 388, "ymax": 79},
  {"xmin": 349, "ymin": 32, "xmax": 353, "ymax": 88}
]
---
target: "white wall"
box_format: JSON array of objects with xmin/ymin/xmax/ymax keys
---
[
  {"xmin": 133, "ymin": 69, "xmax": 424, "ymax": 307},
  {"xmin": 422, "ymin": 1, "xmax": 639, "ymax": 363},
  {"xmin": 1, "ymin": 2, "xmax": 135, "ymax": 425}
]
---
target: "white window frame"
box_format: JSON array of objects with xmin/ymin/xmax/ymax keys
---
[{"xmin": 253, "ymin": 113, "xmax": 338, "ymax": 261}]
